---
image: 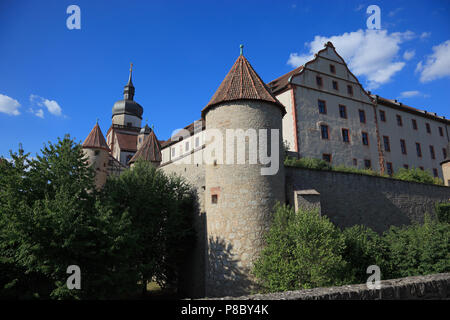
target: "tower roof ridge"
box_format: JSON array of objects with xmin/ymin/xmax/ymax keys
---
[
  {"xmin": 202, "ymin": 53, "xmax": 286, "ymax": 118},
  {"xmin": 129, "ymin": 130, "xmax": 161, "ymax": 164},
  {"xmin": 82, "ymin": 123, "xmax": 110, "ymax": 151}
]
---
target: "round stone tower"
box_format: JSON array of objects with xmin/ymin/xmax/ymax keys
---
[
  {"xmin": 82, "ymin": 121, "xmax": 110, "ymax": 189},
  {"xmin": 202, "ymin": 46, "xmax": 286, "ymax": 297}
]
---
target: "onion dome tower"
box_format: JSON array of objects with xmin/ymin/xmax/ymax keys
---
[
  {"xmin": 82, "ymin": 120, "xmax": 110, "ymax": 189},
  {"xmin": 128, "ymin": 128, "xmax": 162, "ymax": 167},
  {"xmin": 202, "ymin": 45, "xmax": 286, "ymax": 297},
  {"xmin": 112, "ymin": 63, "xmax": 144, "ymax": 128}
]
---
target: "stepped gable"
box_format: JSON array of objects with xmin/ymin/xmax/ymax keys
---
[
  {"xmin": 129, "ymin": 129, "xmax": 161, "ymax": 164},
  {"xmin": 82, "ymin": 122, "xmax": 110, "ymax": 151},
  {"xmin": 202, "ymin": 51, "xmax": 286, "ymax": 118}
]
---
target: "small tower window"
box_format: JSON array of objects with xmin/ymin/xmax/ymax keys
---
[
  {"xmin": 211, "ymin": 194, "xmax": 218, "ymax": 204},
  {"xmin": 94, "ymin": 150, "xmax": 100, "ymax": 156}
]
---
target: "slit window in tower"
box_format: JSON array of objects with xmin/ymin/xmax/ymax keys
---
[{"xmin": 211, "ymin": 194, "xmax": 218, "ymax": 204}]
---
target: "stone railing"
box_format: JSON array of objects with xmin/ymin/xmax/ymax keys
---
[{"xmin": 212, "ymin": 273, "xmax": 450, "ymax": 300}]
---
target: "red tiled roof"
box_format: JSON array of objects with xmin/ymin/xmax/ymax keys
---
[
  {"xmin": 202, "ymin": 55, "xmax": 286, "ymax": 118},
  {"xmin": 129, "ymin": 130, "xmax": 161, "ymax": 164},
  {"xmin": 267, "ymin": 66, "xmax": 304, "ymax": 95},
  {"xmin": 82, "ymin": 123, "xmax": 110, "ymax": 151},
  {"xmin": 115, "ymin": 132, "xmax": 138, "ymax": 152},
  {"xmin": 373, "ymin": 95, "xmax": 449, "ymax": 124}
]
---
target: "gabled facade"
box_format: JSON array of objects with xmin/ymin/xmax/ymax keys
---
[{"xmin": 268, "ymin": 41, "xmax": 450, "ymax": 178}]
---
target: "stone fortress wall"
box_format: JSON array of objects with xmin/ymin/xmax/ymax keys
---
[
  {"xmin": 286, "ymin": 166, "xmax": 450, "ymax": 233},
  {"xmin": 213, "ymin": 273, "xmax": 450, "ymax": 300}
]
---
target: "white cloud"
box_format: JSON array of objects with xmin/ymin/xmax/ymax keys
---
[
  {"xmin": 400, "ymin": 90, "xmax": 420, "ymax": 98},
  {"xmin": 28, "ymin": 108, "xmax": 44, "ymax": 119},
  {"xmin": 354, "ymin": 4, "xmax": 365, "ymax": 12},
  {"xmin": 403, "ymin": 50, "xmax": 415, "ymax": 60},
  {"xmin": 0, "ymin": 94, "xmax": 21, "ymax": 116},
  {"xmin": 29, "ymin": 94, "xmax": 63, "ymax": 117},
  {"xmin": 420, "ymin": 32, "xmax": 431, "ymax": 39},
  {"xmin": 388, "ymin": 7, "xmax": 403, "ymax": 17},
  {"xmin": 416, "ymin": 40, "xmax": 450, "ymax": 82},
  {"xmin": 287, "ymin": 29, "xmax": 415, "ymax": 89}
]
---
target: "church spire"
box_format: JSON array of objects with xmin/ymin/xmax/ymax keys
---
[{"xmin": 123, "ymin": 62, "xmax": 135, "ymax": 100}]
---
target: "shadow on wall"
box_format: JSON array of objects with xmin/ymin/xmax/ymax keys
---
[
  {"xmin": 207, "ymin": 237, "xmax": 254, "ymax": 298},
  {"xmin": 177, "ymin": 190, "xmax": 206, "ymax": 298}
]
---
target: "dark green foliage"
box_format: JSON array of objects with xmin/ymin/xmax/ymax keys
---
[
  {"xmin": 284, "ymin": 156, "xmax": 332, "ymax": 171},
  {"xmin": 381, "ymin": 215, "xmax": 450, "ymax": 279},
  {"xmin": 284, "ymin": 157, "xmax": 443, "ymax": 185},
  {"xmin": 341, "ymin": 226, "xmax": 387, "ymax": 284},
  {"xmin": 254, "ymin": 205, "xmax": 450, "ymax": 294},
  {"xmin": 394, "ymin": 167, "xmax": 443, "ymax": 185},
  {"xmin": 0, "ymin": 137, "xmax": 195, "ymax": 299},
  {"xmin": 253, "ymin": 204, "xmax": 346, "ymax": 293},
  {"xmin": 435, "ymin": 202, "xmax": 450, "ymax": 224},
  {"xmin": 100, "ymin": 160, "xmax": 195, "ymax": 293}
]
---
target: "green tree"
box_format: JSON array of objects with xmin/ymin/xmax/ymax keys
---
[
  {"xmin": 100, "ymin": 160, "xmax": 195, "ymax": 294},
  {"xmin": 0, "ymin": 136, "xmax": 136, "ymax": 299},
  {"xmin": 341, "ymin": 225, "xmax": 387, "ymax": 284},
  {"xmin": 382, "ymin": 215, "xmax": 450, "ymax": 279},
  {"xmin": 253, "ymin": 204, "xmax": 346, "ymax": 293},
  {"xmin": 394, "ymin": 167, "xmax": 443, "ymax": 185},
  {"xmin": 435, "ymin": 202, "xmax": 450, "ymax": 224}
]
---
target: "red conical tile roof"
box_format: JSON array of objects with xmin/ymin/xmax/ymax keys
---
[
  {"xmin": 129, "ymin": 130, "xmax": 162, "ymax": 164},
  {"xmin": 202, "ymin": 54, "xmax": 286, "ymax": 118},
  {"xmin": 82, "ymin": 123, "xmax": 110, "ymax": 151}
]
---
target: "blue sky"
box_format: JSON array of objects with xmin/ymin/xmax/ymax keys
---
[{"xmin": 0, "ymin": 0, "xmax": 449, "ymax": 158}]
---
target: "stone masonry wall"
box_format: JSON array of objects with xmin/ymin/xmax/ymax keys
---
[
  {"xmin": 214, "ymin": 273, "xmax": 450, "ymax": 300},
  {"xmin": 286, "ymin": 167, "xmax": 450, "ymax": 233}
]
